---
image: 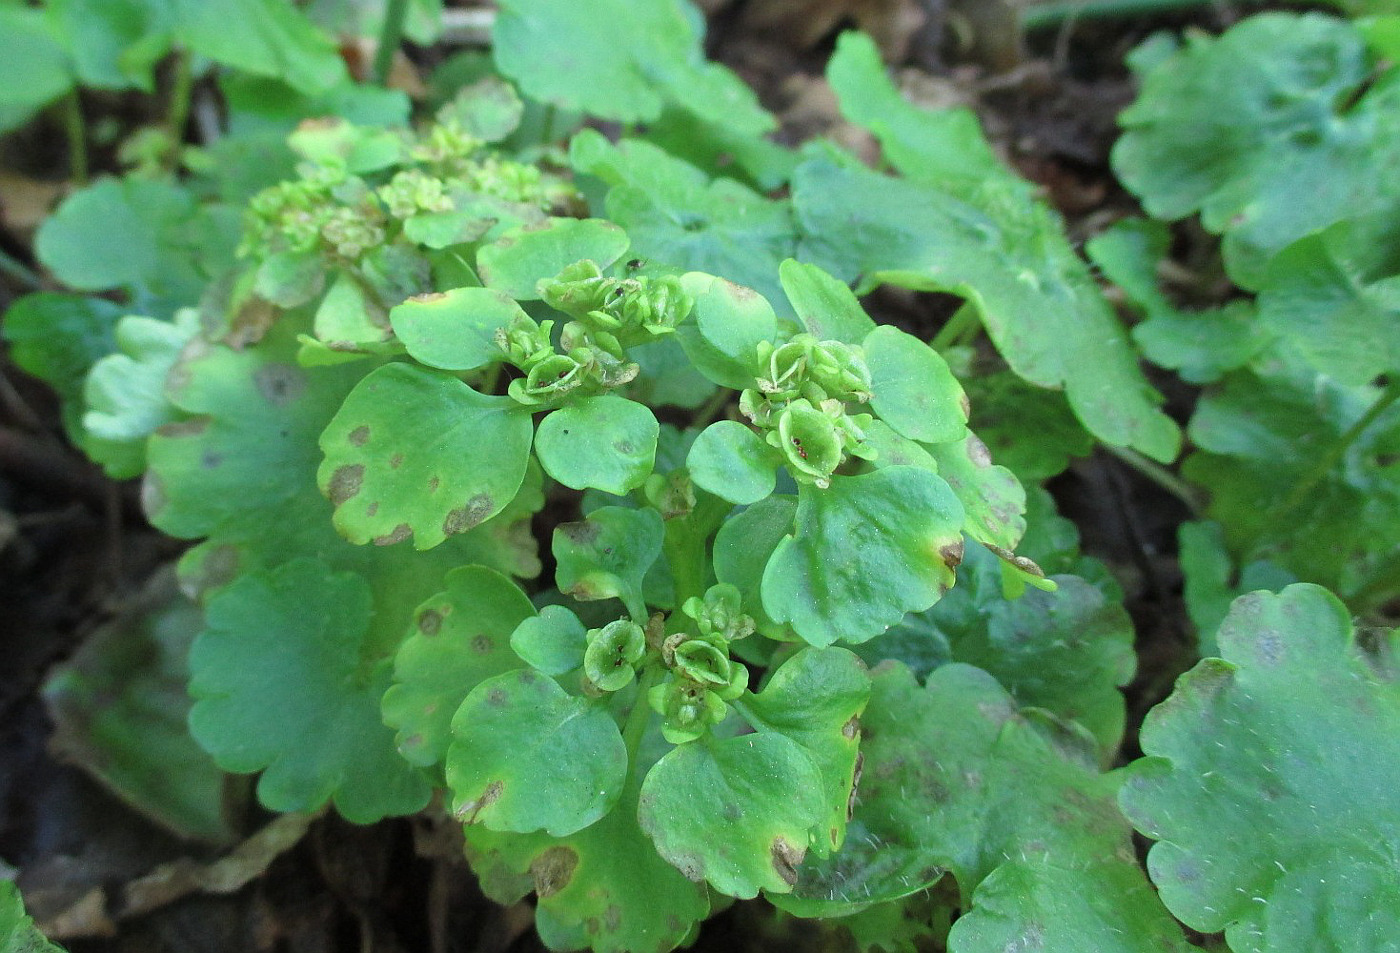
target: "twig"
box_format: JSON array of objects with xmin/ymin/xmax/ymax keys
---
[{"xmin": 1102, "ymin": 443, "xmax": 1202, "ymax": 517}]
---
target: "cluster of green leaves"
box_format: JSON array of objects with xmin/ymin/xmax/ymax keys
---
[{"xmin": 4, "ymin": 1, "xmax": 1399, "ymax": 952}]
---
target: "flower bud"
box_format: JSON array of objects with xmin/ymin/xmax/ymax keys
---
[{"xmin": 583, "ymin": 620, "xmax": 647, "ymax": 693}]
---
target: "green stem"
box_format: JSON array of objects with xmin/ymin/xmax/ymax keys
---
[
  {"xmin": 0, "ymin": 248, "xmax": 41, "ymax": 290},
  {"xmin": 165, "ymin": 50, "xmax": 194, "ymax": 166},
  {"xmin": 930, "ymin": 303, "xmax": 981, "ymax": 353},
  {"xmin": 1102, "ymin": 444, "xmax": 1201, "ymax": 517},
  {"xmin": 372, "ymin": 0, "xmax": 411, "ymax": 87},
  {"xmin": 1265, "ymin": 380, "xmax": 1400, "ymax": 530},
  {"xmin": 691, "ymin": 387, "xmax": 734, "ymax": 430},
  {"xmin": 1020, "ymin": 0, "xmax": 1218, "ymax": 30},
  {"xmin": 622, "ymin": 665, "xmax": 662, "ymax": 774},
  {"xmin": 62, "ymin": 91, "xmax": 88, "ymax": 185}
]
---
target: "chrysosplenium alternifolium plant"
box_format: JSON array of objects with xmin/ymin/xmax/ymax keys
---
[{"xmin": 100, "ymin": 78, "xmax": 1060, "ymax": 949}]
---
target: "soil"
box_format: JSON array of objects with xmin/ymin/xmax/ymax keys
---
[{"xmin": 0, "ymin": 2, "xmax": 1271, "ymax": 949}]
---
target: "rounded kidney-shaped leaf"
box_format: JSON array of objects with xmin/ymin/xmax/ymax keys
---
[
  {"xmin": 535, "ymin": 396, "xmax": 658, "ymax": 495},
  {"xmin": 448, "ymin": 669, "xmax": 627, "ymax": 837},
  {"xmin": 762, "ymin": 467, "xmax": 965, "ymax": 646},
  {"xmin": 864, "ymin": 324, "xmax": 967, "ymax": 445},
  {"xmin": 1120, "ymin": 584, "xmax": 1400, "ymax": 952},
  {"xmin": 317, "ymin": 362, "xmax": 533, "ymax": 549},
  {"xmin": 478, "ymin": 218, "xmax": 630, "ymax": 300},
  {"xmin": 382, "ymin": 566, "xmax": 537, "ymax": 767},
  {"xmin": 638, "ymin": 732, "xmax": 825, "ymax": 898},
  {"xmin": 188, "ymin": 558, "xmax": 431, "ymax": 823},
  {"xmin": 687, "ymin": 420, "xmax": 779, "ymax": 505},
  {"xmin": 390, "ymin": 287, "xmax": 526, "ymax": 371}
]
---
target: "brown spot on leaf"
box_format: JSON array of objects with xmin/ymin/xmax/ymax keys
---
[
  {"xmin": 254, "ymin": 363, "xmax": 306, "ymax": 405},
  {"xmin": 841, "ymin": 715, "xmax": 860, "ymax": 740},
  {"xmin": 374, "ymin": 523, "xmax": 412, "ymax": 546},
  {"xmin": 191, "ymin": 544, "xmax": 239, "ymax": 593},
  {"xmin": 409, "ymin": 291, "xmax": 448, "ymax": 303},
  {"xmin": 418, "ymin": 610, "xmax": 443, "ymax": 635},
  {"xmin": 770, "ymin": 838, "xmax": 805, "ymax": 886},
  {"xmin": 958, "ymin": 390, "xmax": 971, "ymax": 420},
  {"xmin": 427, "ymin": 476, "xmax": 440, "ymax": 492},
  {"xmin": 454, "ymin": 780, "xmax": 503, "ymax": 824},
  {"xmin": 557, "ymin": 519, "xmax": 601, "ymax": 546},
  {"xmin": 200, "ymin": 450, "xmax": 222, "ymax": 469},
  {"xmin": 530, "ymin": 846, "xmax": 578, "ymax": 897},
  {"xmin": 443, "ymin": 494, "xmax": 494, "ymax": 536},
  {"xmin": 966, "ymin": 433, "xmax": 992, "ymax": 467},
  {"xmin": 486, "ymin": 688, "xmax": 507, "ymax": 707},
  {"xmin": 471, "ymin": 634, "xmax": 494, "ymax": 654},
  {"xmin": 348, "ymin": 425, "xmax": 370, "ymax": 446},
  {"xmin": 390, "ymin": 453, "xmax": 403, "ymax": 469},
  {"xmin": 848, "ymin": 751, "xmax": 864, "ymax": 819},
  {"xmin": 327, "ymin": 465, "xmax": 364, "ymax": 505},
  {"xmin": 939, "ymin": 539, "xmax": 964, "ymax": 568},
  {"xmin": 156, "ymin": 418, "xmax": 209, "ymax": 438},
  {"xmin": 365, "ymin": 502, "xmax": 379, "ymax": 517}
]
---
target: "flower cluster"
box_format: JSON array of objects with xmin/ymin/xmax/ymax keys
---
[
  {"xmin": 239, "ymin": 121, "xmax": 577, "ymax": 264},
  {"xmin": 740, "ymin": 334, "xmax": 875, "ymax": 487},
  {"xmin": 650, "ymin": 584, "xmax": 753, "ymax": 743},
  {"xmin": 498, "ymin": 260, "xmax": 695, "ymax": 407}
]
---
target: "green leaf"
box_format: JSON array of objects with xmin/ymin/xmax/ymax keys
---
[
  {"xmin": 436, "ymin": 75, "xmax": 524, "ymax": 142},
  {"xmin": 317, "ymin": 362, "xmax": 533, "ymax": 550},
  {"xmin": 875, "ymin": 542, "xmax": 1136, "ymax": 755},
  {"xmin": 0, "ymin": 6, "xmax": 72, "ymax": 134},
  {"xmin": 776, "ymin": 664, "xmax": 1189, "ymax": 951},
  {"xmin": 627, "ymin": 335, "xmax": 717, "ymax": 410},
  {"xmin": 390, "ymin": 287, "xmax": 525, "ymax": 371},
  {"xmin": 553, "ymin": 506, "xmax": 664, "ymax": 622},
  {"xmin": 462, "ymin": 782, "xmax": 710, "ymax": 953},
  {"xmin": 713, "ymin": 495, "xmax": 797, "ymax": 637},
  {"xmin": 963, "ymin": 370, "xmax": 1093, "ymax": 482},
  {"xmin": 762, "ymin": 467, "xmax": 965, "ymax": 646},
  {"xmin": 1183, "ymin": 359, "xmax": 1400, "ymax": 596},
  {"xmin": 47, "ymin": 0, "xmax": 171, "ymax": 91},
  {"xmin": 923, "ymin": 434, "xmax": 1025, "ymax": 552},
  {"xmin": 1177, "ymin": 520, "xmax": 1296, "ymax": 658},
  {"xmin": 779, "ymin": 259, "xmax": 875, "ymax": 345},
  {"xmin": 644, "ymin": 106, "xmax": 798, "ymax": 193},
  {"xmin": 1087, "ymin": 218, "xmax": 1269, "ymax": 384},
  {"xmin": 146, "ymin": 318, "xmax": 536, "ymax": 662},
  {"xmin": 1257, "ymin": 211, "xmax": 1400, "ymax": 385},
  {"xmin": 793, "ymin": 158, "xmax": 1180, "ymax": 463},
  {"xmin": 676, "ymin": 271, "xmax": 776, "ymax": 389},
  {"xmin": 639, "ymin": 732, "xmax": 825, "ymax": 898},
  {"xmin": 950, "ymin": 854, "xmax": 1196, "ymax": 953},
  {"xmin": 740, "ymin": 647, "xmax": 870, "ymax": 858},
  {"xmin": 221, "ymin": 72, "xmax": 410, "ymax": 137},
  {"xmin": 863, "ymin": 325, "xmax": 967, "ymax": 445},
  {"xmin": 687, "ymin": 420, "xmax": 780, "ymax": 505},
  {"xmin": 448, "ymin": 669, "xmax": 627, "ymax": 836},
  {"xmin": 381, "ymin": 566, "xmax": 536, "ymax": 768},
  {"xmin": 312, "ymin": 270, "xmax": 392, "ymax": 350},
  {"xmin": 826, "ymin": 30, "xmax": 1024, "ymax": 200},
  {"xmin": 1121, "ymin": 584, "xmax": 1400, "ymax": 951},
  {"xmin": 478, "ymin": 218, "xmax": 630, "ymax": 300},
  {"xmin": 34, "ymin": 178, "xmax": 240, "ymax": 315},
  {"xmin": 510, "ymin": 604, "xmax": 587, "ymax": 676},
  {"xmin": 189, "ymin": 558, "xmax": 431, "ymax": 822},
  {"xmin": 82, "ymin": 310, "xmax": 200, "ymax": 478},
  {"xmin": 1113, "ymin": 12, "xmax": 1400, "ymax": 289},
  {"xmin": 2, "ymin": 292, "xmax": 124, "ymax": 440},
  {"xmin": 571, "ymin": 131, "xmax": 797, "ymax": 308},
  {"xmin": 535, "ymin": 396, "xmax": 659, "ymax": 495},
  {"xmin": 493, "ymin": 0, "xmax": 772, "ymax": 133},
  {"xmin": 0, "ymin": 881, "xmax": 63, "ymax": 953},
  {"xmin": 172, "ymin": 0, "xmax": 347, "ymax": 94},
  {"xmin": 41, "ymin": 573, "xmax": 231, "ymax": 844}
]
